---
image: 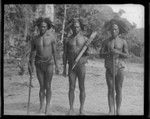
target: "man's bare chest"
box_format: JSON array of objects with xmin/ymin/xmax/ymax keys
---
[
  {"xmin": 108, "ymin": 38, "xmax": 124, "ymax": 51},
  {"xmin": 35, "ymin": 36, "xmax": 52, "ymax": 47},
  {"xmin": 68, "ymin": 34, "xmax": 86, "ymax": 48}
]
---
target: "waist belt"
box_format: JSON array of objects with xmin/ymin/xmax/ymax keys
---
[{"xmin": 35, "ymin": 54, "xmax": 53, "ymax": 64}]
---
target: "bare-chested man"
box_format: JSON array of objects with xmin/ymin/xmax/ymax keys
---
[
  {"xmin": 28, "ymin": 17, "xmax": 59, "ymax": 114},
  {"xmin": 64, "ymin": 19, "xmax": 89, "ymax": 115},
  {"xmin": 100, "ymin": 23, "xmax": 129, "ymax": 115}
]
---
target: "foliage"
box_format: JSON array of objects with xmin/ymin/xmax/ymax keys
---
[
  {"xmin": 4, "ymin": 4, "xmax": 36, "ymax": 56},
  {"xmin": 4, "ymin": 4, "xmax": 144, "ymax": 65}
]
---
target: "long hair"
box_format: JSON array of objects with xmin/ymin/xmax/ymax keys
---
[
  {"xmin": 69, "ymin": 18, "xmax": 85, "ymax": 37},
  {"xmin": 33, "ymin": 17, "xmax": 53, "ymax": 30},
  {"xmin": 103, "ymin": 19, "xmax": 130, "ymax": 35}
]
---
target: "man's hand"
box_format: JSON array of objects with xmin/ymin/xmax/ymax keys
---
[
  {"xmin": 111, "ymin": 49, "xmax": 131, "ymax": 58},
  {"xmin": 111, "ymin": 49, "xmax": 119, "ymax": 54}
]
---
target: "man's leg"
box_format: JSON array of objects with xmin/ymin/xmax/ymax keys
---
[
  {"xmin": 77, "ymin": 64, "xmax": 86, "ymax": 115},
  {"xmin": 45, "ymin": 64, "xmax": 53, "ymax": 114},
  {"xmin": 62, "ymin": 42, "xmax": 67, "ymax": 76},
  {"xmin": 68, "ymin": 66, "xmax": 77, "ymax": 115},
  {"xmin": 62, "ymin": 52, "xmax": 67, "ymax": 76},
  {"xmin": 115, "ymin": 69, "xmax": 124, "ymax": 115},
  {"xmin": 36, "ymin": 65, "xmax": 45, "ymax": 113},
  {"xmin": 106, "ymin": 69, "xmax": 115, "ymax": 115}
]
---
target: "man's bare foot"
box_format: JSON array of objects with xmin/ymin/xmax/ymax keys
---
[
  {"xmin": 79, "ymin": 110, "xmax": 85, "ymax": 115},
  {"xmin": 38, "ymin": 113, "xmax": 45, "ymax": 115},
  {"xmin": 116, "ymin": 110, "xmax": 120, "ymax": 115},
  {"xmin": 45, "ymin": 107, "xmax": 51, "ymax": 115},
  {"xmin": 67, "ymin": 109, "xmax": 75, "ymax": 115},
  {"xmin": 108, "ymin": 111, "xmax": 115, "ymax": 115},
  {"xmin": 38, "ymin": 107, "xmax": 45, "ymax": 114}
]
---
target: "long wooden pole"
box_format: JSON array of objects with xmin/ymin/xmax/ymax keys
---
[
  {"xmin": 113, "ymin": 55, "xmax": 116, "ymax": 115},
  {"xmin": 27, "ymin": 74, "xmax": 32, "ymax": 115}
]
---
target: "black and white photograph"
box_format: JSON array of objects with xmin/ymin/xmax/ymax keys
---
[{"xmin": 3, "ymin": 4, "xmax": 144, "ymax": 116}]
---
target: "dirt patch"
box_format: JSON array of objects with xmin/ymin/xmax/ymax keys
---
[{"xmin": 4, "ymin": 59, "xmax": 144, "ymax": 115}]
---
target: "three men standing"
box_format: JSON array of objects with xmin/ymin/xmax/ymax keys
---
[{"xmin": 28, "ymin": 17, "xmax": 129, "ymax": 115}]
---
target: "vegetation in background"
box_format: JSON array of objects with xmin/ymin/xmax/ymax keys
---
[{"xmin": 4, "ymin": 4, "xmax": 144, "ymax": 65}]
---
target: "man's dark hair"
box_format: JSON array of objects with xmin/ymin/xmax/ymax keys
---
[
  {"xmin": 33, "ymin": 17, "xmax": 53, "ymax": 30},
  {"xmin": 104, "ymin": 19, "xmax": 130, "ymax": 35},
  {"xmin": 69, "ymin": 18, "xmax": 85, "ymax": 37}
]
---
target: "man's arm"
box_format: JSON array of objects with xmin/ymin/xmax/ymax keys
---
[
  {"xmin": 52, "ymin": 38, "xmax": 59, "ymax": 74},
  {"xmin": 122, "ymin": 39, "xmax": 130, "ymax": 58}
]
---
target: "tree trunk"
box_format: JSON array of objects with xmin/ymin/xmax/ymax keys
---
[{"xmin": 61, "ymin": 4, "xmax": 67, "ymax": 43}]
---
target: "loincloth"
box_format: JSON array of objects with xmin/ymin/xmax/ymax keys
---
[
  {"xmin": 115, "ymin": 58, "xmax": 125, "ymax": 69},
  {"xmin": 68, "ymin": 55, "xmax": 87, "ymax": 66},
  {"xmin": 105, "ymin": 58, "xmax": 125, "ymax": 75},
  {"xmin": 35, "ymin": 54, "xmax": 54, "ymax": 65}
]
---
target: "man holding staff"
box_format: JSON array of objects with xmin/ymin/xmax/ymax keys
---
[
  {"xmin": 28, "ymin": 17, "xmax": 59, "ymax": 114},
  {"xmin": 100, "ymin": 19, "xmax": 130, "ymax": 115}
]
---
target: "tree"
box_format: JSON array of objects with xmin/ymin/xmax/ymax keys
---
[
  {"xmin": 4, "ymin": 5, "xmax": 36, "ymax": 55},
  {"xmin": 4, "ymin": 4, "xmax": 143, "ymax": 64}
]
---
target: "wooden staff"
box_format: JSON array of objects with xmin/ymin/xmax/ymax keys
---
[
  {"xmin": 113, "ymin": 54, "xmax": 116, "ymax": 115},
  {"xmin": 27, "ymin": 64, "xmax": 33, "ymax": 115}
]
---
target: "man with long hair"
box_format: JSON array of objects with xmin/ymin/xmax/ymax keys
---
[
  {"xmin": 100, "ymin": 20, "xmax": 130, "ymax": 115},
  {"xmin": 64, "ymin": 18, "xmax": 89, "ymax": 115},
  {"xmin": 28, "ymin": 17, "xmax": 59, "ymax": 114}
]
